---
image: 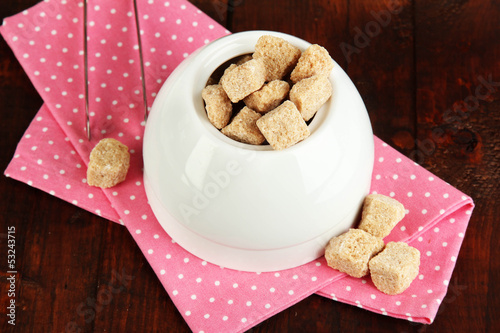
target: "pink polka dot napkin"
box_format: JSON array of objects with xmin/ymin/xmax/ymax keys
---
[
  {"xmin": 2, "ymin": 0, "xmax": 474, "ymax": 331},
  {"xmin": 316, "ymin": 140, "xmax": 474, "ymax": 324}
]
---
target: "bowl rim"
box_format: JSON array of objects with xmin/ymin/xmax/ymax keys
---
[{"xmin": 190, "ymin": 30, "xmax": 334, "ymax": 154}]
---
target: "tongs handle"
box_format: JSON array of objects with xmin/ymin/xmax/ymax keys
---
[{"xmin": 83, "ymin": 0, "xmax": 148, "ymax": 141}]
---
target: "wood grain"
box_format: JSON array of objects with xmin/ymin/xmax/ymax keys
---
[
  {"xmin": 412, "ymin": 1, "xmax": 500, "ymax": 333},
  {"xmin": 0, "ymin": 0, "xmax": 498, "ymax": 332}
]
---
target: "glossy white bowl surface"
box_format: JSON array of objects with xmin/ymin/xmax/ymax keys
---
[{"xmin": 143, "ymin": 31, "xmax": 374, "ymax": 272}]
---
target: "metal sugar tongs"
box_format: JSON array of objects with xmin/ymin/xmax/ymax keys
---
[{"xmin": 83, "ymin": 0, "xmax": 148, "ymax": 141}]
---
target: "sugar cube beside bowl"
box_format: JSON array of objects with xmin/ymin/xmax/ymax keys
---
[{"xmin": 143, "ymin": 30, "xmax": 374, "ymax": 272}]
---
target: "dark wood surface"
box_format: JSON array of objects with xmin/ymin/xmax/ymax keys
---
[{"xmin": 1, "ymin": 0, "xmax": 499, "ymax": 332}]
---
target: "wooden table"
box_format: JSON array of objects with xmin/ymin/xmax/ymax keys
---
[{"xmin": 1, "ymin": 0, "xmax": 498, "ymax": 332}]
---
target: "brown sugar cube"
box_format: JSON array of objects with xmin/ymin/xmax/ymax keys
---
[
  {"xmin": 218, "ymin": 58, "xmax": 257, "ymax": 85},
  {"xmin": 290, "ymin": 44, "xmax": 334, "ymax": 83},
  {"xmin": 289, "ymin": 75, "xmax": 332, "ymax": 121},
  {"xmin": 221, "ymin": 107, "xmax": 265, "ymax": 145},
  {"xmin": 358, "ymin": 194, "xmax": 406, "ymax": 238},
  {"xmin": 253, "ymin": 35, "xmax": 302, "ymax": 81},
  {"xmin": 202, "ymin": 84, "xmax": 232, "ymax": 129},
  {"xmin": 220, "ymin": 58, "xmax": 266, "ymax": 103},
  {"xmin": 244, "ymin": 80, "xmax": 290, "ymax": 114},
  {"xmin": 219, "ymin": 63, "xmax": 238, "ymax": 83},
  {"xmin": 256, "ymin": 101, "xmax": 310, "ymax": 150},
  {"xmin": 87, "ymin": 138, "xmax": 130, "ymax": 188},
  {"xmin": 236, "ymin": 54, "xmax": 253, "ymax": 65},
  {"xmin": 325, "ymin": 229, "xmax": 385, "ymax": 278},
  {"xmin": 369, "ymin": 242, "xmax": 420, "ymax": 295}
]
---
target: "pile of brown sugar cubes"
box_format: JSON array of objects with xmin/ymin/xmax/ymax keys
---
[
  {"xmin": 325, "ymin": 194, "xmax": 421, "ymax": 295},
  {"xmin": 202, "ymin": 35, "xmax": 334, "ymax": 150}
]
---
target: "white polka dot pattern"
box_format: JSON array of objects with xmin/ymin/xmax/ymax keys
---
[
  {"xmin": 1, "ymin": 0, "xmax": 474, "ymax": 330},
  {"xmin": 317, "ymin": 138, "xmax": 474, "ymax": 324}
]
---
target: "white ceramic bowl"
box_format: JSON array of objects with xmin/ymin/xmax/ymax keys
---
[{"xmin": 143, "ymin": 31, "xmax": 374, "ymax": 272}]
